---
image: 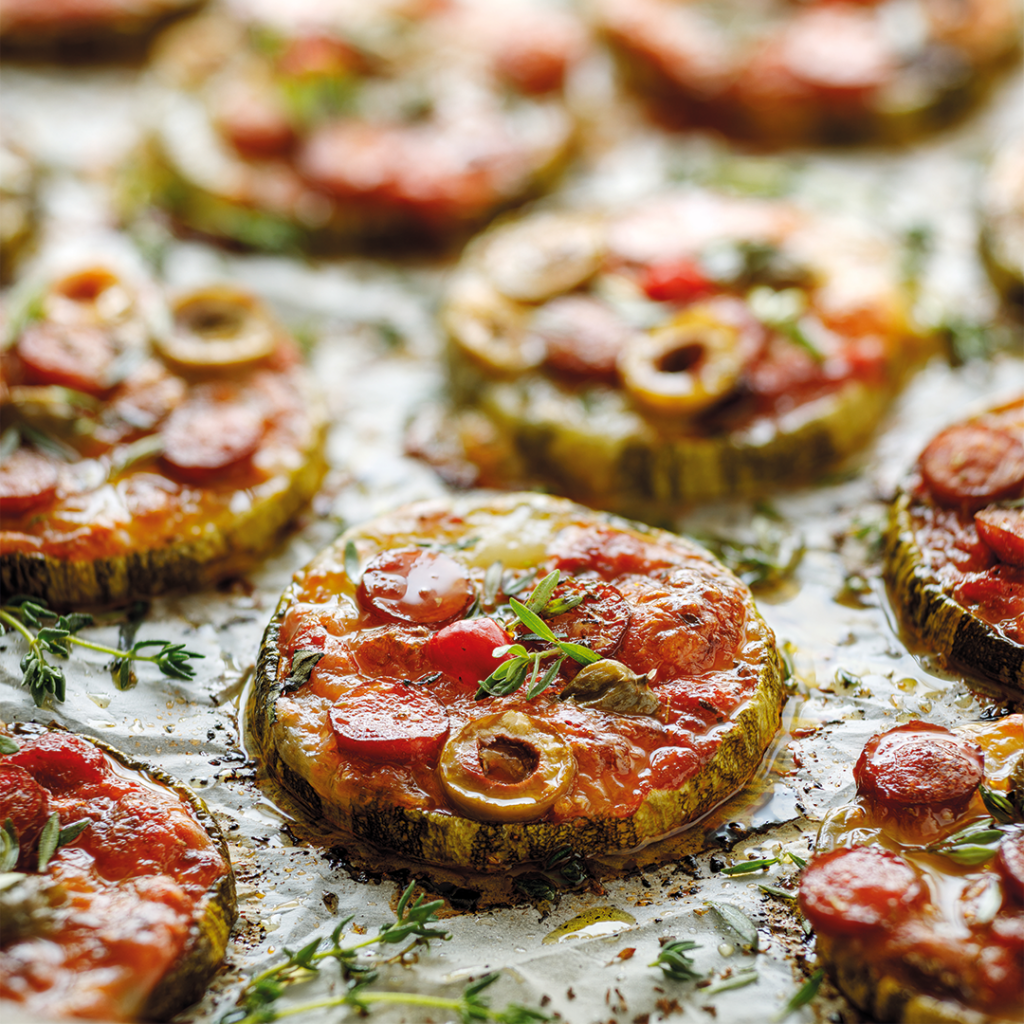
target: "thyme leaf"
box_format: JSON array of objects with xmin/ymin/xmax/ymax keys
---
[
  {"xmin": 0, "ymin": 736, "xmax": 20, "ymax": 755},
  {"xmin": 980, "ymin": 784, "xmax": 1020, "ymax": 824},
  {"xmin": 0, "ymin": 598, "xmax": 203, "ymax": 705},
  {"xmin": 706, "ymin": 901, "xmax": 759, "ymax": 951},
  {"xmin": 650, "ymin": 939, "xmax": 703, "ymax": 983},
  {"xmin": 475, "ymin": 572, "xmax": 599, "ymax": 700},
  {"xmin": 721, "ymin": 856, "xmax": 778, "ymax": 876},
  {"xmin": 926, "ymin": 819, "xmax": 1012, "ymax": 865},
  {"xmin": 222, "ymin": 881, "xmax": 550, "ymax": 1024},
  {"xmin": 773, "ymin": 968, "xmax": 824, "ymax": 1021},
  {"xmin": 37, "ymin": 813, "xmax": 91, "ymax": 871},
  {"xmin": 703, "ymin": 968, "xmax": 759, "ymax": 995},
  {"xmin": 1, "ymin": 819, "xmax": 19, "ymax": 873}
]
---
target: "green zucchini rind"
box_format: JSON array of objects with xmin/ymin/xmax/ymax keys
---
[
  {"xmin": 884, "ymin": 491, "xmax": 1024, "ymax": 691},
  {"xmin": 816, "ymin": 932, "xmax": 1009, "ymax": 1024},
  {"xmin": 248, "ymin": 493, "xmax": 786, "ymax": 872}
]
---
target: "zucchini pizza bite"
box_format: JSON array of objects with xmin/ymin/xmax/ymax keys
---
[
  {"xmin": 800, "ymin": 715, "xmax": 1023, "ymax": 1024},
  {"xmin": 0, "ymin": 0, "xmax": 202, "ymax": 51},
  {"xmin": 0, "ymin": 266, "xmax": 327, "ymax": 606},
  {"xmin": 132, "ymin": 0, "xmax": 586, "ymax": 249},
  {"xmin": 0, "ymin": 727, "xmax": 237, "ymax": 1022},
  {"xmin": 431, "ymin": 188, "xmax": 929, "ymax": 513},
  {"xmin": 250, "ymin": 492, "xmax": 785, "ymax": 872},
  {"xmin": 884, "ymin": 397, "xmax": 1024, "ymax": 690},
  {"xmin": 594, "ymin": 0, "xmax": 1022, "ymax": 145}
]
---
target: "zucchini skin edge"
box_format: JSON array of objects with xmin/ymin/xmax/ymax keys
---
[
  {"xmin": 883, "ymin": 490, "xmax": 1024, "ymax": 691},
  {"xmin": 248, "ymin": 531, "xmax": 787, "ymax": 872}
]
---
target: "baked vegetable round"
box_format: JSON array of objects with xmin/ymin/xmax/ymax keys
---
[
  {"xmin": 0, "ymin": 0, "xmax": 202, "ymax": 51},
  {"xmin": 0, "ymin": 266, "xmax": 327, "ymax": 606},
  {"xmin": 128, "ymin": 0, "xmax": 585, "ymax": 249},
  {"xmin": 883, "ymin": 396, "xmax": 1024, "ymax": 690},
  {"xmin": 595, "ymin": 0, "xmax": 1022, "ymax": 145},
  {"xmin": 249, "ymin": 491, "xmax": 785, "ymax": 871},
  {"xmin": 0, "ymin": 726, "xmax": 237, "ymax": 1022},
  {"xmin": 803, "ymin": 715, "xmax": 1024, "ymax": 1023},
  {"xmin": 428, "ymin": 188, "xmax": 929, "ymax": 514}
]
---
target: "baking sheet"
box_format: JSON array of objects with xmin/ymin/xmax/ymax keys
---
[{"xmin": 1, "ymin": 33, "xmax": 1023, "ymax": 1024}]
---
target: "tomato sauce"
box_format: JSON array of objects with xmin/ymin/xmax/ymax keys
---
[
  {"xmin": 0, "ymin": 731, "xmax": 228, "ymax": 1022},
  {"xmin": 804, "ymin": 716, "xmax": 1024, "ymax": 1020},
  {"xmin": 274, "ymin": 502, "xmax": 771, "ymax": 826},
  {"xmin": 0, "ymin": 276, "xmax": 317, "ymax": 566},
  {"xmin": 904, "ymin": 398, "xmax": 1024, "ymax": 643}
]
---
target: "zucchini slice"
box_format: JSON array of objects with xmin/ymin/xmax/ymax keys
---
[
  {"xmin": 249, "ymin": 492, "xmax": 786, "ymax": 871},
  {"xmin": 885, "ymin": 491, "xmax": 1024, "ymax": 690},
  {"xmin": 0, "ymin": 272, "xmax": 328, "ymax": 607},
  {"xmin": 435, "ymin": 190, "xmax": 931, "ymax": 515},
  {"xmin": 0, "ymin": 727, "xmax": 237, "ymax": 1022}
]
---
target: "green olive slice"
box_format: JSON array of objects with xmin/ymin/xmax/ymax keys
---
[
  {"xmin": 438, "ymin": 710, "xmax": 576, "ymax": 823},
  {"xmin": 618, "ymin": 303, "xmax": 751, "ymax": 416},
  {"xmin": 157, "ymin": 286, "xmax": 279, "ymax": 371}
]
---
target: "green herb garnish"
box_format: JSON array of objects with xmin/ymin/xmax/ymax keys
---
[
  {"xmin": 651, "ymin": 939, "xmax": 703, "ymax": 983},
  {"xmin": 706, "ymin": 901, "xmax": 759, "ymax": 951},
  {"xmin": 0, "ymin": 597, "xmax": 203, "ymax": 707},
  {"xmin": 721, "ymin": 857, "xmax": 778, "ymax": 876},
  {"xmin": 703, "ymin": 968, "xmax": 759, "ymax": 995},
  {"xmin": 773, "ymin": 968, "xmax": 824, "ymax": 1021},
  {"xmin": 475, "ymin": 571, "xmax": 601, "ymax": 701},
  {"xmin": 36, "ymin": 813, "xmax": 90, "ymax": 872},
  {"xmin": 221, "ymin": 881, "xmax": 551, "ymax": 1024},
  {"xmin": 926, "ymin": 819, "xmax": 1011, "ymax": 865}
]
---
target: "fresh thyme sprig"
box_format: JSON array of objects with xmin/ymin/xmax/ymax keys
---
[
  {"xmin": 514, "ymin": 845, "xmax": 590, "ymax": 900},
  {"xmin": 475, "ymin": 571, "xmax": 601, "ymax": 701},
  {"xmin": 0, "ymin": 597, "xmax": 204, "ymax": 706},
  {"xmin": 926, "ymin": 818, "xmax": 1013, "ymax": 866},
  {"xmin": 650, "ymin": 939, "xmax": 703, "ymax": 983},
  {"xmin": 222, "ymin": 882, "xmax": 552, "ymax": 1024},
  {"xmin": 773, "ymin": 968, "xmax": 824, "ymax": 1022}
]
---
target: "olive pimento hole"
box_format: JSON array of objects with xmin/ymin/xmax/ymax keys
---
[
  {"xmin": 477, "ymin": 736, "xmax": 539, "ymax": 784},
  {"xmin": 655, "ymin": 342, "xmax": 703, "ymax": 374}
]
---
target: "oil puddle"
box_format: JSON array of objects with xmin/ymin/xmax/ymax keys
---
[{"xmin": 542, "ymin": 906, "xmax": 637, "ymax": 944}]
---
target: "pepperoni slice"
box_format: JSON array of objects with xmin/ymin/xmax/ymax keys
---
[
  {"xmin": 975, "ymin": 507, "xmax": 1024, "ymax": 567},
  {"xmin": 920, "ymin": 424, "xmax": 1024, "ymax": 510},
  {"xmin": 0, "ymin": 448, "xmax": 60, "ymax": 516},
  {"xmin": 531, "ymin": 295, "xmax": 632, "ymax": 379},
  {"xmin": 214, "ymin": 79, "xmax": 296, "ymax": 159},
  {"xmin": 997, "ymin": 832, "xmax": 1024, "ymax": 904},
  {"xmin": 798, "ymin": 846, "xmax": 924, "ymax": 937},
  {"xmin": 425, "ymin": 618, "xmax": 514, "ymax": 688},
  {"xmin": 358, "ymin": 548, "xmax": 474, "ymax": 625},
  {"xmin": 525, "ymin": 577, "xmax": 631, "ymax": 661},
  {"xmin": 328, "ymin": 680, "xmax": 450, "ymax": 763},
  {"xmin": 6, "ymin": 733, "xmax": 109, "ymax": 788},
  {"xmin": 0, "ymin": 763, "xmax": 52, "ymax": 862},
  {"xmin": 854, "ymin": 722, "xmax": 984, "ymax": 819},
  {"xmin": 16, "ymin": 322, "xmax": 117, "ymax": 396},
  {"xmin": 549, "ymin": 525, "xmax": 681, "ymax": 580},
  {"xmin": 159, "ymin": 395, "xmax": 264, "ymax": 484}
]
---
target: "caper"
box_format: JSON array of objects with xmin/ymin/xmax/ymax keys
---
[{"xmin": 559, "ymin": 659, "xmax": 660, "ymax": 717}]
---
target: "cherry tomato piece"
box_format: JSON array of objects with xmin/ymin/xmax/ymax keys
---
[
  {"xmin": 215, "ymin": 80, "xmax": 295, "ymax": 159},
  {"xmin": 854, "ymin": 721, "xmax": 984, "ymax": 820},
  {"xmin": 920, "ymin": 424, "xmax": 1024, "ymax": 510},
  {"xmin": 7, "ymin": 733, "xmax": 109, "ymax": 788},
  {"xmin": 0, "ymin": 448, "xmax": 59, "ymax": 515},
  {"xmin": 159, "ymin": 395, "xmax": 264, "ymax": 484},
  {"xmin": 328, "ymin": 680, "xmax": 450, "ymax": 763},
  {"xmin": 0, "ymin": 763, "xmax": 52, "ymax": 861},
  {"xmin": 425, "ymin": 617, "xmax": 514, "ymax": 688},
  {"xmin": 997, "ymin": 832, "xmax": 1024, "ymax": 904},
  {"xmin": 639, "ymin": 258, "xmax": 713, "ymax": 304},
  {"xmin": 358, "ymin": 548, "xmax": 474, "ymax": 624},
  {"xmin": 975, "ymin": 507, "xmax": 1024, "ymax": 567},
  {"xmin": 16, "ymin": 322, "xmax": 117, "ymax": 395},
  {"xmin": 525, "ymin": 577, "xmax": 631, "ymax": 660},
  {"xmin": 798, "ymin": 846, "xmax": 924, "ymax": 937}
]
